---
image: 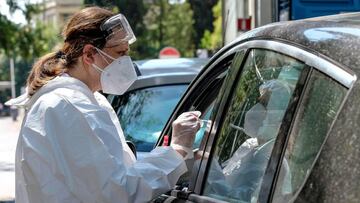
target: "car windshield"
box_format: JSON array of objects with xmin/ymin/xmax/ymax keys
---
[{"xmin": 116, "ymin": 85, "xmax": 188, "ymax": 152}]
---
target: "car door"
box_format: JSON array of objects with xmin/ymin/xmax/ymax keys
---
[
  {"xmin": 151, "ymin": 44, "xmax": 242, "ymax": 203},
  {"xmin": 190, "ymin": 45, "xmax": 310, "ymax": 203},
  {"xmin": 152, "ymin": 39, "xmax": 355, "ymax": 203}
]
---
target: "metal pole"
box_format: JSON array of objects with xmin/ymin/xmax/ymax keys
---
[
  {"xmin": 222, "ymin": 0, "xmax": 225, "ymax": 46},
  {"xmin": 272, "ymin": 0, "xmax": 279, "ymax": 22},
  {"xmin": 10, "ymin": 58, "xmax": 15, "ymax": 98},
  {"xmin": 255, "ymin": 0, "xmax": 259, "ymax": 27}
]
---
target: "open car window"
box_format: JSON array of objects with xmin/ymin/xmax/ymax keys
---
[
  {"xmin": 157, "ymin": 53, "xmax": 236, "ymax": 191},
  {"xmin": 191, "ymin": 69, "xmax": 230, "ymax": 150}
]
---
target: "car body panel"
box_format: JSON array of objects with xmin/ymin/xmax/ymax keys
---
[{"xmin": 128, "ymin": 73, "xmax": 197, "ymax": 92}]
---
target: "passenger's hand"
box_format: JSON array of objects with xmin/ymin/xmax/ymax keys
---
[{"xmin": 171, "ymin": 111, "xmax": 201, "ymax": 158}]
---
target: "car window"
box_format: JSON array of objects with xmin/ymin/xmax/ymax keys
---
[
  {"xmin": 182, "ymin": 59, "xmax": 233, "ymax": 151},
  {"xmin": 272, "ymin": 70, "xmax": 347, "ymax": 202},
  {"xmin": 168, "ymin": 54, "xmax": 235, "ymax": 189},
  {"xmin": 202, "ymin": 49, "xmax": 306, "ymax": 202},
  {"xmin": 116, "ymin": 85, "xmax": 187, "ymax": 152}
]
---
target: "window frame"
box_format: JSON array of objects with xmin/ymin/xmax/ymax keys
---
[
  {"xmin": 269, "ymin": 68, "xmax": 351, "ymax": 202},
  {"xmin": 156, "ymin": 52, "xmax": 239, "ymax": 193},
  {"xmin": 156, "ymin": 53, "xmax": 238, "ymax": 148},
  {"xmin": 197, "ymin": 48, "xmax": 309, "ymax": 202},
  {"xmin": 193, "ymin": 39, "xmax": 356, "ymax": 202},
  {"xmin": 192, "ymin": 51, "xmax": 247, "ymax": 194}
]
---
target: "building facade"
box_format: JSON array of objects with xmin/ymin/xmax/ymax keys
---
[{"xmin": 38, "ymin": 0, "xmax": 82, "ymax": 28}]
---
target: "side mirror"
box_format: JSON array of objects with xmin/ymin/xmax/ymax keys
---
[{"xmin": 126, "ymin": 141, "xmax": 137, "ymax": 159}]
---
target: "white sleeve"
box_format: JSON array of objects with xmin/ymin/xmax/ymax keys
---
[{"xmin": 21, "ymin": 98, "xmax": 187, "ymax": 203}]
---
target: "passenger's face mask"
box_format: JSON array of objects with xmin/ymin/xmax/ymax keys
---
[{"xmin": 92, "ymin": 47, "xmax": 137, "ymax": 95}]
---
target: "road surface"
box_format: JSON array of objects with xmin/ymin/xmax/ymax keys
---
[{"xmin": 0, "ymin": 110, "xmax": 23, "ymax": 202}]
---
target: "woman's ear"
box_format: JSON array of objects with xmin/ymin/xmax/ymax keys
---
[{"xmin": 82, "ymin": 44, "xmax": 96, "ymax": 65}]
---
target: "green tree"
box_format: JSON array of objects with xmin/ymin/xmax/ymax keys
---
[
  {"xmin": 188, "ymin": 0, "xmax": 218, "ymax": 50},
  {"xmin": 83, "ymin": 0, "xmax": 195, "ymax": 58},
  {"xmin": 0, "ymin": 14, "xmax": 18, "ymax": 57},
  {"xmin": 144, "ymin": 0, "xmax": 195, "ymax": 57},
  {"xmin": 200, "ymin": 0, "xmax": 222, "ymax": 51},
  {"xmin": 163, "ymin": 1, "xmax": 195, "ymax": 57},
  {"xmin": 83, "ymin": 0, "xmax": 152, "ymax": 59},
  {"xmin": 0, "ymin": 1, "xmax": 61, "ymax": 99}
]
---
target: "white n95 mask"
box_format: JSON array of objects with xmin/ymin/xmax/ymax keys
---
[{"xmin": 92, "ymin": 48, "xmax": 137, "ymax": 95}]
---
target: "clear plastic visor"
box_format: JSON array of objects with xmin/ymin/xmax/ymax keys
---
[{"xmin": 100, "ymin": 14, "xmax": 136, "ymax": 47}]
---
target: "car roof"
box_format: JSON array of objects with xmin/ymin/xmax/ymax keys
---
[
  {"xmin": 135, "ymin": 58, "xmax": 208, "ymax": 76},
  {"xmin": 227, "ymin": 12, "xmax": 360, "ymax": 75},
  {"xmin": 128, "ymin": 58, "xmax": 208, "ymax": 91}
]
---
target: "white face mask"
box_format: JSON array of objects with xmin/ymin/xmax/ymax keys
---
[{"xmin": 92, "ymin": 48, "xmax": 137, "ymax": 95}]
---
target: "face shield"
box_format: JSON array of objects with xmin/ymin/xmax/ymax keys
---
[{"xmin": 100, "ymin": 14, "xmax": 136, "ymax": 47}]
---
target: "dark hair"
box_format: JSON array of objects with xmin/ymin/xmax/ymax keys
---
[{"xmin": 26, "ymin": 7, "xmax": 114, "ymax": 96}]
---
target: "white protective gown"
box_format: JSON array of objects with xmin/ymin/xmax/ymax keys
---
[{"xmin": 10, "ymin": 75, "xmax": 187, "ymax": 203}]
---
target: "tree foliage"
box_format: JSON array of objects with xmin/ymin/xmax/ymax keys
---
[
  {"xmin": 0, "ymin": 0, "xmax": 61, "ymax": 99},
  {"xmin": 0, "ymin": 14, "xmax": 18, "ymax": 57},
  {"xmin": 200, "ymin": 0, "xmax": 222, "ymax": 50},
  {"xmin": 188, "ymin": 0, "xmax": 218, "ymax": 50},
  {"xmin": 83, "ymin": 0, "xmax": 195, "ymax": 58},
  {"xmin": 0, "ymin": 1, "xmax": 60, "ymax": 59},
  {"xmin": 145, "ymin": 0, "xmax": 195, "ymax": 57},
  {"xmin": 0, "ymin": 0, "xmax": 221, "ymax": 100}
]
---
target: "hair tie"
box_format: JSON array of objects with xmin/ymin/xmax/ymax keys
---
[{"xmin": 55, "ymin": 51, "xmax": 66, "ymax": 59}]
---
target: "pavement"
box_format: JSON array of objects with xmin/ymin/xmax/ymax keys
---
[{"xmin": 0, "ymin": 110, "xmax": 24, "ymax": 202}]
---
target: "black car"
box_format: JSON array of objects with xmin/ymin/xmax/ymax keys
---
[
  {"xmin": 152, "ymin": 13, "xmax": 360, "ymax": 202},
  {"xmin": 108, "ymin": 58, "xmax": 207, "ymax": 159}
]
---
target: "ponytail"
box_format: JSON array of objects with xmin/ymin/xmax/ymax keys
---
[
  {"xmin": 26, "ymin": 6, "xmax": 113, "ymax": 96},
  {"xmin": 26, "ymin": 52, "xmax": 67, "ymax": 96}
]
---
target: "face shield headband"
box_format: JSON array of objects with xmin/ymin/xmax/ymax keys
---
[{"xmin": 100, "ymin": 13, "xmax": 136, "ymax": 47}]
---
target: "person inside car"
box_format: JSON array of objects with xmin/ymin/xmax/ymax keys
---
[{"xmin": 200, "ymin": 79, "xmax": 292, "ymax": 201}]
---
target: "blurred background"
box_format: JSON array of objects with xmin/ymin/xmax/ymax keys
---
[
  {"xmin": 1, "ymin": 0, "xmax": 358, "ymax": 103},
  {"xmin": 0, "ymin": 0, "xmax": 222, "ymax": 104}
]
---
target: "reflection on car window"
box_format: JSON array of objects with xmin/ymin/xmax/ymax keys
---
[
  {"xmin": 273, "ymin": 70, "xmax": 347, "ymax": 202},
  {"xmin": 117, "ymin": 85, "xmax": 187, "ymax": 152},
  {"xmin": 203, "ymin": 49, "xmax": 305, "ymax": 202}
]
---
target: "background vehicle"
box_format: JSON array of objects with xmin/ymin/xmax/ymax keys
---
[
  {"xmin": 108, "ymin": 58, "xmax": 207, "ymax": 159},
  {"xmin": 153, "ymin": 13, "xmax": 360, "ymax": 202}
]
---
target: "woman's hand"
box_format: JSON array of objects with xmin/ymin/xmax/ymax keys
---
[{"xmin": 171, "ymin": 111, "xmax": 201, "ymax": 159}]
